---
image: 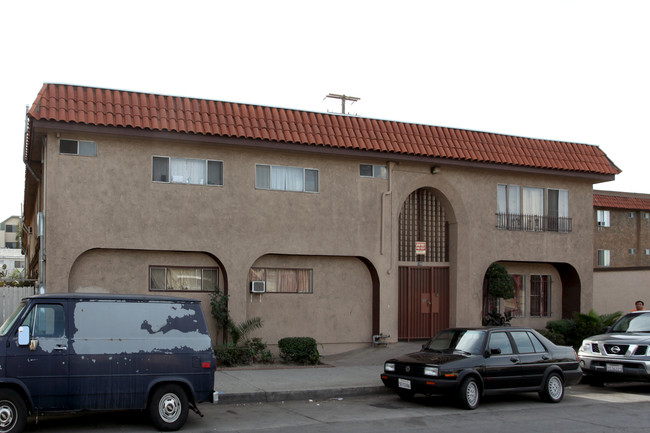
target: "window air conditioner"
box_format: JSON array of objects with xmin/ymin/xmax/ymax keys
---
[{"xmin": 250, "ymin": 281, "xmax": 266, "ymax": 293}]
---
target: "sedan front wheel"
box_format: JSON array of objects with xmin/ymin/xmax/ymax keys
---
[{"xmin": 457, "ymin": 377, "xmax": 480, "ymax": 410}]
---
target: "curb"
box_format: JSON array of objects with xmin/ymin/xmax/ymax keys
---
[{"xmin": 216, "ymin": 385, "xmax": 390, "ymax": 405}]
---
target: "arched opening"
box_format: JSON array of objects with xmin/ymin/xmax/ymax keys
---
[
  {"xmin": 481, "ymin": 260, "xmax": 582, "ymax": 327},
  {"xmin": 398, "ymin": 187, "xmax": 451, "ymax": 340}
]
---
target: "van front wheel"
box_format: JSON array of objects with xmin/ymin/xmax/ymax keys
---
[
  {"xmin": 148, "ymin": 384, "xmax": 189, "ymax": 431},
  {"xmin": 0, "ymin": 389, "xmax": 27, "ymax": 433}
]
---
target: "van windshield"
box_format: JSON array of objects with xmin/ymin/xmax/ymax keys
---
[{"xmin": 0, "ymin": 301, "xmax": 26, "ymax": 336}]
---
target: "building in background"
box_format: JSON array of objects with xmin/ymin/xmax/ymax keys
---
[
  {"xmin": 593, "ymin": 190, "xmax": 650, "ymax": 314},
  {"xmin": 21, "ymin": 83, "xmax": 620, "ymax": 353},
  {"xmin": 0, "ymin": 216, "xmax": 25, "ymax": 277}
]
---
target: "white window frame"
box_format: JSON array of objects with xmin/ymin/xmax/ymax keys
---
[
  {"xmin": 629, "ymin": 248, "xmax": 636, "ymax": 255},
  {"xmin": 59, "ymin": 139, "xmax": 97, "ymax": 156},
  {"xmin": 629, "ymin": 212, "xmax": 636, "ymax": 219},
  {"xmin": 149, "ymin": 266, "xmax": 218, "ymax": 292},
  {"xmin": 255, "ymin": 164, "xmax": 319, "ymax": 193},
  {"xmin": 249, "ymin": 267, "xmax": 313, "ymax": 293},
  {"xmin": 597, "ymin": 249, "xmax": 611, "ymax": 266},
  {"xmin": 597, "ymin": 210, "xmax": 610, "ymax": 227},
  {"xmin": 152, "ymin": 156, "xmax": 223, "ymax": 186},
  {"xmin": 360, "ymin": 164, "xmax": 388, "ymax": 179}
]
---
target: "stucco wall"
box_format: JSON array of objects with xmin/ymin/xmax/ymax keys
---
[
  {"xmin": 593, "ymin": 269, "xmax": 650, "ymax": 314},
  {"xmin": 247, "ymin": 255, "xmax": 373, "ymax": 355},
  {"xmin": 31, "ymin": 127, "xmax": 598, "ymax": 353}
]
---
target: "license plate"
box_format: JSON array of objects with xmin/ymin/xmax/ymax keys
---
[
  {"xmin": 398, "ymin": 378, "xmax": 411, "ymax": 390},
  {"xmin": 606, "ymin": 363, "xmax": 624, "ymax": 373}
]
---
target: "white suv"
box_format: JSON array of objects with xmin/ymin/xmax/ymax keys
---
[{"xmin": 579, "ymin": 311, "xmax": 650, "ymax": 385}]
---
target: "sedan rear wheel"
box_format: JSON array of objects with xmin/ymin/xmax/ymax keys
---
[
  {"xmin": 457, "ymin": 377, "xmax": 480, "ymax": 410},
  {"xmin": 539, "ymin": 372, "xmax": 564, "ymax": 403}
]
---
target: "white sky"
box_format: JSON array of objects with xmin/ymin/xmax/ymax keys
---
[{"xmin": 1, "ymin": 0, "xmax": 649, "ymax": 220}]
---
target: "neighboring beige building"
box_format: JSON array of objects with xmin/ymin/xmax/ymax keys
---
[
  {"xmin": 0, "ymin": 216, "xmax": 24, "ymax": 277},
  {"xmin": 21, "ymin": 84, "xmax": 620, "ymax": 354},
  {"xmin": 593, "ymin": 190, "xmax": 650, "ymax": 314},
  {"xmin": 1, "ymin": 216, "xmax": 21, "ymax": 249}
]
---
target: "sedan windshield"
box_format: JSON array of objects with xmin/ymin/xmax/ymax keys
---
[
  {"xmin": 610, "ymin": 313, "xmax": 650, "ymax": 333},
  {"xmin": 424, "ymin": 329, "xmax": 486, "ymax": 354}
]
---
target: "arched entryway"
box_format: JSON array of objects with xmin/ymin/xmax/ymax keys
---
[{"xmin": 398, "ymin": 188, "xmax": 451, "ymax": 340}]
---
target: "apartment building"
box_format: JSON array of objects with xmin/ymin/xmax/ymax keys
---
[
  {"xmin": 0, "ymin": 216, "xmax": 24, "ymax": 276},
  {"xmin": 21, "ymin": 83, "xmax": 620, "ymax": 353},
  {"xmin": 593, "ymin": 190, "xmax": 650, "ymax": 314}
]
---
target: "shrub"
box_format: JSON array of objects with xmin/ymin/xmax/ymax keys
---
[
  {"xmin": 246, "ymin": 338, "xmax": 274, "ymax": 363},
  {"xmin": 278, "ymin": 337, "xmax": 320, "ymax": 365},
  {"xmin": 214, "ymin": 343, "xmax": 253, "ymax": 367},
  {"xmin": 544, "ymin": 309, "xmax": 622, "ymax": 350}
]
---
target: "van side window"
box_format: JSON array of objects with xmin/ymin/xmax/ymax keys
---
[{"xmin": 21, "ymin": 304, "xmax": 65, "ymax": 338}]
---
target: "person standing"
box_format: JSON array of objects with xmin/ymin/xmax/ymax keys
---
[{"xmin": 634, "ymin": 300, "xmax": 645, "ymax": 311}]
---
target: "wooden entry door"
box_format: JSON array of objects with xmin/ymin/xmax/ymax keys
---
[{"xmin": 398, "ymin": 266, "xmax": 449, "ymax": 341}]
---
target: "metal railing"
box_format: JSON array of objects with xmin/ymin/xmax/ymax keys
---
[{"xmin": 496, "ymin": 213, "xmax": 572, "ymax": 233}]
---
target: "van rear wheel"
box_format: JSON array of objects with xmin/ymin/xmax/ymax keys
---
[
  {"xmin": 0, "ymin": 389, "xmax": 27, "ymax": 433},
  {"xmin": 148, "ymin": 384, "xmax": 189, "ymax": 431}
]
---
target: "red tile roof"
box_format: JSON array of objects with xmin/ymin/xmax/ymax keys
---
[
  {"xmin": 27, "ymin": 83, "xmax": 620, "ymax": 176},
  {"xmin": 593, "ymin": 194, "xmax": 650, "ymax": 211}
]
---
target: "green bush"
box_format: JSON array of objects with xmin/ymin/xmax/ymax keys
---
[
  {"xmin": 544, "ymin": 309, "xmax": 622, "ymax": 350},
  {"xmin": 214, "ymin": 338, "xmax": 274, "ymax": 367},
  {"xmin": 246, "ymin": 338, "xmax": 274, "ymax": 363},
  {"xmin": 278, "ymin": 337, "xmax": 320, "ymax": 365},
  {"xmin": 214, "ymin": 343, "xmax": 253, "ymax": 367}
]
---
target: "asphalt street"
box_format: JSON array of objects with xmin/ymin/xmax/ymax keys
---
[{"xmin": 24, "ymin": 382, "xmax": 650, "ymax": 433}]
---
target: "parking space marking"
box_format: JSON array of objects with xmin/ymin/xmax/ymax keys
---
[{"xmin": 572, "ymin": 392, "xmax": 650, "ymax": 403}]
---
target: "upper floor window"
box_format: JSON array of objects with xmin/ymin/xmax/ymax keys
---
[
  {"xmin": 60, "ymin": 139, "xmax": 97, "ymax": 156},
  {"xmin": 5, "ymin": 224, "xmax": 16, "ymax": 233},
  {"xmin": 628, "ymin": 212, "xmax": 635, "ymax": 219},
  {"xmin": 255, "ymin": 164, "xmax": 318, "ymax": 193},
  {"xmin": 629, "ymin": 248, "xmax": 637, "ymax": 255},
  {"xmin": 645, "ymin": 249, "xmax": 650, "ymax": 255},
  {"xmin": 644, "ymin": 213, "xmax": 650, "ymax": 219},
  {"xmin": 153, "ymin": 156, "xmax": 223, "ymax": 186},
  {"xmin": 597, "ymin": 249, "xmax": 611, "ymax": 266},
  {"xmin": 149, "ymin": 266, "xmax": 218, "ymax": 291},
  {"xmin": 360, "ymin": 164, "xmax": 387, "ymax": 179},
  {"xmin": 597, "ymin": 210, "xmax": 610, "ymax": 227},
  {"xmin": 497, "ymin": 185, "xmax": 570, "ymax": 232}
]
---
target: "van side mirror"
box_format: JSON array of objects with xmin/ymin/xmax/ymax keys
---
[{"xmin": 18, "ymin": 326, "xmax": 30, "ymax": 346}]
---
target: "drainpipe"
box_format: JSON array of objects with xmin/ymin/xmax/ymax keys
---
[{"xmin": 381, "ymin": 162, "xmax": 396, "ymax": 274}]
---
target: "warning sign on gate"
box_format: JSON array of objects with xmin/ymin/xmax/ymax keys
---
[{"xmin": 415, "ymin": 241, "xmax": 426, "ymax": 256}]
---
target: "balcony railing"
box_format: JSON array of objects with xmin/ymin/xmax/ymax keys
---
[{"xmin": 496, "ymin": 213, "xmax": 572, "ymax": 233}]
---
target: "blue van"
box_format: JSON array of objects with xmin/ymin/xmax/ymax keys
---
[{"xmin": 0, "ymin": 293, "xmax": 216, "ymax": 433}]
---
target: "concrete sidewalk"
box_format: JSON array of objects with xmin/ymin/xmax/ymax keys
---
[{"xmin": 213, "ymin": 341, "xmax": 423, "ymax": 404}]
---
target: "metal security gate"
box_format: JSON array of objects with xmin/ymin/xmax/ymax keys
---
[{"xmin": 398, "ymin": 266, "xmax": 449, "ymax": 341}]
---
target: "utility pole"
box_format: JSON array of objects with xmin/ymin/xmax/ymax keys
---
[{"xmin": 325, "ymin": 93, "xmax": 360, "ymax": 115}]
